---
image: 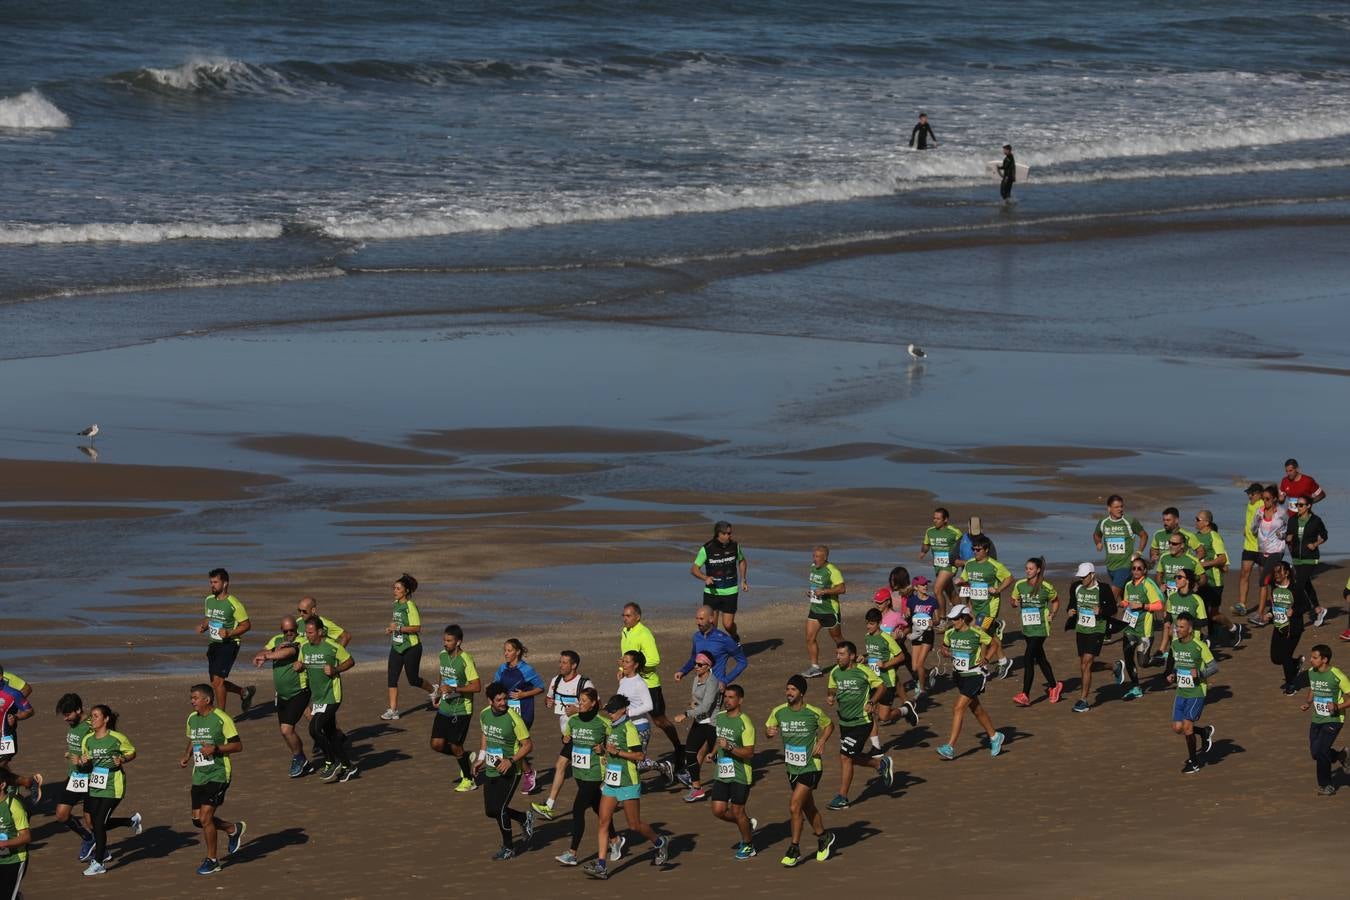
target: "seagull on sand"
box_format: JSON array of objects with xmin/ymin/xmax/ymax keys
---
[
  {"xmin": 78, "ymin": 424, "xmax": 99, "ymax": 443},
  {"xmin": 907, "ymin": 344, "xmax": 927, "ymax": 361}
]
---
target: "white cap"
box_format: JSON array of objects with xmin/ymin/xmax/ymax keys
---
[
  {"xmin": 1075, "ymin": 562, "xmax": 1095, "ymax": 578},
  {"xmin": 946, "ymin": 604, "xmax": 972, "ymax": 619}
]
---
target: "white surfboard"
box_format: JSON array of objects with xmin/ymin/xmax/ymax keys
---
[{"xmin": 986, "ymin": 160, "xmax": 1030, "ymax": 182}]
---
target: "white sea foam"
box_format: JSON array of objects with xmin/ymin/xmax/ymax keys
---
[
  {"xmin": 0, "ymin": 221, "xmax": 283, "ymax": 245},
  {"xmin": 10, "ymin": 267, "xmax": 345, "ymax": 303},
  {"xmin": 0, "ymin": 90, "xmax": 71, "ymax": 129},
  {"xmin": 136, "ymin": 56, "xmax": 306, "ymax": 96}
]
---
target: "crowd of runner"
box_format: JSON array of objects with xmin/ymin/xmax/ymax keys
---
[{"xmin": 0, "ymin": 459, "xmax": 1345, "ymax": 888}]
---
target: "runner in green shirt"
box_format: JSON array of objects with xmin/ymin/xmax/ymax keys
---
[
  {"xmin": 554, "ymin": 686, "xmax": 611, "ymax": 866},
  {"xmin": 55, "ymin": 693, "xmax": 97, "ymax": 859},
  {"xmin": 1236, "ymin": 484, "xmax": 1264, "ymax": 616},
  {"xmin": 825, "ymin": 641, "xmax": 891, "ymax": 809},
  {"xmin": 474, "ymin": 682, "xmax": 536, "ymax": 860},
  {"xmin": 1264, "ymin": 561, "xmax": 1310, "ymax": 694},
  {"xmin": 0, "ymin": 790, "xmax": 31, "ymax": 895},
  {"xmin": 1093, "ymin": 494, "xmax": 1147, "ymax": 601},
  {"xmin": 1165, "ymin": 613, "xmax": 1217, "ymax": 774},
  {"xmin": 1010, "ymin": 557, "xmax": 1062, "ymax": 706},
  {"xmin": 862, "ymin": 608, "xmax": 918, "ymax": 751},
  {"xmin": 1116, "ymin": 561, "xmax": 1165, "ymax": 700},
  {"xmin": 251, "ymin": 615, "xmax": 310, "ymax": 778},
  {"xmin": 710, "ymin": 685, "xmax": 757, "ymax": 861},
  {"xmin": 1068, "ymin": 563, "xmax": 1114, "ymax": 712},
  {"xmin": 765, "ymin": 675, "xmax": 836, "ymax": 867},
  {"xmin": 431, "ymin": 624, "xmax": 481, "ymax": 793},
  {"xmin": 583, "ymin": 694, "xmax": 669, "ymax": 879},
  {"xmin": 196, "ymin": 567, "xmax": 255, "ymax": 715},
  {"xmin": 180, "ymin": 682, "xmax": 245, "ymax": 876},
  {"xmin": 77, "ymin": 704, "xmax": 140, "ymax": 875},
  {"xmin": 1194, "ymin": 511, "xmax": 1243, "ymax": 647},
  {"xmin": 1302, "ymin": 644, "xmax": 1350, "ymax": 794},
  {"xmin": 1150, "ymin": 507, "xmax": 1204, "ymax": 563},
  {"xmin": 383, "ymin": 573, "xmax": 437, "ymax": 722},
  {"xmin": 920, "ymin": 507, "xmax": 964, "ymax": 610},
  {"xmin": 296, "ymin": 616, "xmax": 357, "ymax": 782},
  {"xmin": 957, "ymin": 538, "xmax": 1014, "ymax": 678},
  {"xmin": 802, "ymin": 546, "xmax": 846, "ymax": 679},
  {"xmin": 296, "ymin": 596, "xmax": 350, "ymax": 647},
  {"xmin": 1156, "ymin": 566, "xmax": 1207, "ymax": 661},
  {"xmin": 691, "ymin": 521, "xmax": 749, "ymax": 641},
  {"xmin": 935, "ymin": 605, "xmax": 1004, "ymax": 760}
]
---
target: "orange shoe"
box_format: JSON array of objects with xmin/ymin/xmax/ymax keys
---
[
  {"xmin": 1047, "ymin": 682, "xmax": 1064, "ymax": 704},
  {"xmin": 1012, "ymin": 692, "xmax": 1031, "ymax": 707}
]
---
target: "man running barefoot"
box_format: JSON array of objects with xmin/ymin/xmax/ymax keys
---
[
  {"xmin": 765, "ymin": 676, "xmax": 835, "ymax": 867},
  {"xmin": 196, "ymin": 569, "xmax": 255, "ymax": 714},
  {"xmin": 1302, "ymin": 644, "xmax": 1350, "ymax": 795},
  {"xmin": 802, "ymin": 546, "xmax": 846, "ymax": 678},
  {"xmin": 825, "ymin": 642, "xmax": 892, "ymax": 809},
  {"xmin": 936, "ymin": 606, "xmax": 1005, "ymax": 760},
  {"xmin": 180, "ymin": 683, "xmax": 245, "ymax": 876},
  {"xmin": 920, "ymin": 508, "xmax": 963, "ymax": 611},
  {"xmin": 1165, "ymin": 613, "xmax": 1217, "ymax": 775},
  {"xmin": 710, "ymin": 685, "xmax": 757, "ymax": 861}
]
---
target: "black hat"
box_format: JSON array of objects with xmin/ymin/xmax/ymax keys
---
[
  {"xmin": 1245, "ymin": 482, "xmax": 1264, "ymax": 495},
  {"xmin": 603, "ymin": 694, "xmax": 630, "ymax": 714}
]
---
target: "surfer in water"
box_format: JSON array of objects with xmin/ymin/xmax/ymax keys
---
[
  {"xmin": 909, "ymin": 113, "xmax": 937, "ymax": 150},
  {"xmin": 998, "ymin": 144, "xmax": 1016, "ymax": 202}
]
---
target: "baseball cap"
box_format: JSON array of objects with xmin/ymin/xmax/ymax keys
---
[
  {"xmin": 603, "ymin": 695, "xmax": 630, "ymax": 714},
  {"xmin": 946, "ymin": 604, "xmax": 972, "ymax": 619},
  {"xmin": 1075, "ymin": 562, "xmax": 1095, "ymax": 578},
  {"xmin": 1245, "ymin": 482, "xmax": 1263, "ymax": 495},
  {"xmin": 873, "ymin": 587, "xmax": 892, "ymax": 604},
  {"xmin": 912, "ymin": 575, "xmax": 929, "ymax": 586}
]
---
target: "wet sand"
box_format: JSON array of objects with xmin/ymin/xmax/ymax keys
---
[{"xmin": 0, "ymin": 458, "xmax": 281, "ymax": 505}]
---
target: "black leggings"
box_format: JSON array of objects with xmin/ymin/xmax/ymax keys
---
[
  {"xmin": 682, "ymin": 722, "xmax": 716, "ymax": 784},
  {"xmin": 1122, "ymin": 634, "xmax": 1141, "ymax": 686},
  {"xmin": 1020, "ymin": 636, "xmax": 1056, "ymax": 694},
  {"xmin": 483, "ymin": 770, "xmax": 527, "ymax": 850},
  {"xmin": 85, "ymin": 795, "xmax": 134, "ymax": 863},
  {"xmin": 387, "ymin": 645, "xmax": 424, "ymax": 689},
  {"xmin": 309, "ymin": 703, "xmax": 351, "ymax": 766},
  {"xmin": 0, "ymin": 858, "xmax": 25, "ymax": 899},
  {"xmin": 569, "ymin": 779, "xmax": 606, "ymax": 851},
  {"xmin": 1270, "ymin": 621, "xmax": 1304, "ymax": 686},
  {"xmin": 1292, "ymin": 565, "xmax": 1321, "ymax": 612}
]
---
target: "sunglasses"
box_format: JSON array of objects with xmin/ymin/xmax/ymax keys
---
[{"xmin": 1130, "ymin": 566, "xmax": 1147, "ymax": 571}]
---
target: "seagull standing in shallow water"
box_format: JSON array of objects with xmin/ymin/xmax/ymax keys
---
[
  {"xmin": 907, "ymin": 344, "xmax": 927, "ymax": 361},
  {"xmin": 78, "ymin": 424, "xmax": 99, "ymax": 443}
]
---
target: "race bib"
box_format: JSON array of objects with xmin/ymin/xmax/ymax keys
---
[
  {"xmin": 485, "ymin": 747, "xmax": 504, "ymax": 768},
  {"xmin": 1077, "ymin": 608, "xmax": 1097, "ymax": 628},
  {"xmin": 969, "ymin": 584, "xmax": 989, "ymax": 601},
  {"xmin": 555, "ymin": 694, "xmax": 577, "ymax": 716},
  {"xmin": 912, "ymin": 613, "xmax": 931, "ymax": 634},
  {"xmin": 90, "ymin": 766, "xmax": 110, "ymax": 791},
  {"xmin": 1122, "ymin": 609, "xmax": 1140, "ymax": 628},
  {"xmin": 571, "ymin": 747, "xmax": 592, "ymax": 769},
  {"xmin": 784, "ymin": 744, "xmax": 810, "ymax": 768},
  {"xmin": 1314, "ymin": 697, "xmax": 1336, "ymax": 717},
  {"xmin": 1105, "ymin": 537, "xmax": 1127, "ymax": 556},
  {"xmin": 311, "ymin": 702, "xmax": 328, "ymax": 715},
  {"xmin": 958, "ymin": 585, "xmax": 971, "ymax": 598},
  {"xmin": 443, "ymin": 673, "xmax": 459, "ymax": 690},
  {"xmin": 1176, "ymin": 669, "xmax": 1196, "ymax": 689},
  {"xmin": 1021, "ymin": 607, "xmax": 1042, "ymax": 626},
  {"xmin": 208, "ymin": 623, "xmax": 223, "ymax": 641},
  {"xmin": 192, "ymin": 746, "xmax": 212, "ymax": 767},
  {"xmin": 717, "ymin": 756, "xmax": 736, "ymax": 780},
  {"xmin": 1273, "ymin": 605, "xmax": 1290, "ymax": 625},
  {"xmin": 0, "ymin": 833, "xmax": 7, "ymax": 857},
  {"xmin": 507, "ymin": 698, "xmax": 522, "ymax": 712},
  {"xmin": 933, "ymin": 551, "xmax": 950, "ymax": 568},
  {"xmin": 604, "ymin": 763, "xmax": 623, "ymax": 786},
  {"xmin": 1165, "ymin": 580, "xmax": 1177, "ymax": 595},
  {"xmin": 0, "ymin": 737, "xmax": 13, "ymax": 756},
  {"xmin": 953, "ymin": 651, "xmax": 973, "ymax": 672},
  {"xmin": 66, "ymin": 772, "xmax": 89, "ymax": 793},
  {"xmin": 392, "ymin": 632, "xmax": 405, "ymax": 645},
  {"xmin": 867, "ymin": 656, "xmax": 883, "ymax": 674},
  {"xmin": 1288, "ymin": 498, "xmax": 1301, "ymax": 513}
]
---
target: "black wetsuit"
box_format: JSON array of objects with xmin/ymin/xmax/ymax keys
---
[
  {"xmin": 998, "ymin": 152, "xmax": 1016, "ymax": 199},
  {"xmin": 909, "ymin": 121, "xmax": 937, "ymax": 149}
]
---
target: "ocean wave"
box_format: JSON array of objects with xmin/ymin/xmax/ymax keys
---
[
  {"xmin": 0, "ymin": 221, "xmax": 283, "ymax": 246},
  {"xmin": 110, "ymin": 57, "xmax": 316, "ymax": 96},
  {"xmin": 0, "ymin": 90, "xmax": 71, "ymax": 129}
]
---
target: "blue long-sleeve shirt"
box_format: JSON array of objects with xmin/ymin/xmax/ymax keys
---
[{"xmin": 677, "ymin": 627, "xmax": 747, "ymax": 685}]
